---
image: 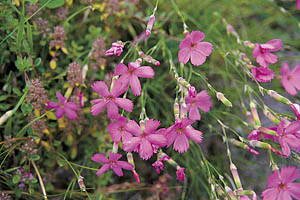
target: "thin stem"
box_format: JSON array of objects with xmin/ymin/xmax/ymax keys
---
[{"xmin": 31, "ymin": 160, "xmax": 48, "ymax": 200}]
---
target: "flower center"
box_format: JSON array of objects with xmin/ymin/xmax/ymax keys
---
[
  {"xmin": 287, "ymin": 75, "xmax": 291, "ymax": 81},
  {"xmin": 176, "ymin": 128, "xmax": 184, "ymax": 134},
  {"xmin": 128, "ymin": 68, "xmax": 135, "ymax": 74},
  {"xmin": 278, "ymin": 183, "xmax": 287, "ymax": 190},
  {"xmin": 190, "ymin": 43, "xmax": 197, "ymax": 48},
  {"xmin": 109, "ymin": 161, "xmax": 116, "ymax": 166},
  {"xmin": 191, "ymin": 101, "xmax": 196, "ymax": 106},
  {"xmin": 141, "ymin": 133, "xmax": 147, "ymax": 138},
  {"xmin": 119, "ymin": 127, "xmax": 124, "ymax": 132},
  {"xmin": 106, "ymin": 95, "xmax": 115, "ymax": 101}
]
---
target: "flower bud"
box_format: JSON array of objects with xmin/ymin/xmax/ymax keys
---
[
  {"xmin": 216, "ymin": 92, "xmax": 232, "ymax": 108},
  {"xmin": 146, "ymin": 14, "xmax": 155, "ymax": 37}
]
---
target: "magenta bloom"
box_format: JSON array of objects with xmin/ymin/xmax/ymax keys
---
[
  {"xmin": 105, "ymin": 41, "xmax": 124, "ymax": 56},
  {"xmin": 166, "ymin": 118, "xmax": 203, "ymax": 153},
  {"xmin": 176, "ymin": 167, "xmax": 186, "ymax": 182},
  {"xmin": 114, "ymin": 60, "xmax": 155, "ymax": 96},
  {"xmin": 90, "ymin": 80, "xmax": 133, "ymax": 119},
  {"xmin": 252, "ymin": 39, "xmax": 282, "ymax": 68},
  {"xmin": 91, "ymin": 152, "xmax": 133, "ymax": 176},
  {"xmin": 146, "ymin": 14, "xmax": 155, "ymax": 37},
  {"xmin": 185, "ymin": 90, "xmax": 212, "ymax": 120},
  {"xmin": 46, "ymin": 92, "xmax": 79, "ymax": 120},
  {"xmin": 277, "ymin": 119, "xmax": 300, "ymax": 157},
  {"xmin": 178, "ymin": 31, "xmax": 213, "ymax": 66},
  {"xmin": 152, "ymin": 156, "xmax": 170, "ymax": 174},
  {"xmin": 290, "ymin": 103, "xmax": 300, "ymax": 120},
  {"xmin": 123, "ymin": 119, "xmax": 167, "ymax": 160},
  {"xmin": 281, "ymin": 62, "xmax": 300, "ymax": 96},
  {"xmin": 251, "ymin": 66, "xmax": 274, "ymax": 82},
  {"xmin": 107, "ymin": 116, "xmax": 132, "ymax": 143},
  {"xmin": 261, "ymin": 166, "xmax": 300, "ymax": 200},
  {"xmin": 297, "ymin": 0, "xmax": 300, "ymax": 10},
  {"xmin": 248, "ymin": 128, "xmax": 277, "ymax": 142}
]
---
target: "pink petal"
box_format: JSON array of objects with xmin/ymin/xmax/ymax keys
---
[
  {"xmin": 279, "ymin": 137, "xmax": 291, "ymax": 157},
  {"xmin": 252, "ymin": 43, "xmax": 261, "ymax": 58},
  {"xmin": 178, "ymin": 48, "xmax": 191, "ymax": 64},
  {"xmin": 129, "ymin": 75, "xmax": 141, "ymax": 96},
  {"xmin": 190, "ymin": 50, "xmax": 206, "ymax": 66},
  {"xmin": 111, "ymin": 79, "xmax": 128, "ymax": 97},
  {"xmin": 64, "ymin": 107, "xmax": 78, "ymax": 120},
  {"xmin": 261, "ymin": 188, "xmax": 278, "ymax": 200},
  {"xmin": 281, "ymin": 62, "xmax": 290, "ymax": 76},
  {"xmin": 185, "ymin": 126, "xmax": 203, "ymax": 143},
  {"xmin": 106, "ymin": 102, "xmax": 119, "ymax": 119},
  {"xmin": 281, "ymin": 166, "xmax": 299, "ymax": 184},
  {"xmin": 147, "ymin": 134, "xmax": 166, "ymax": 147},
  {"xmin": 56, "ymin": 92, "xmax": 66, "ymax": 104},
  {"xmin": 190, "ymin": 31, "xmax": 205, "ymax": 42},
  {"xmin": 91, "ymin": 81, "xmax": 109, "ymax": 97},
  {"xmin": 134, "ymin": 66, "xmax": 155, "ymax": 78},
  {"xmin": 285, "ymin": 121, "xmax": 300, "ymax": 134},
  {"xmin": 284, "ymin": 134, "xmax": 300, "ymax": 150},
  {"xmin": 108, "ymin": 152, "xmax": 122, "ymax": 161},
  {"xmin": 123, "ymin": 137, "xmax": 141, "ymax": 152},
  {"xmin": 125, "ymin": 120, "xmax": 142, "ymax": 136},
  {"xmin": 65, "ymin": 102, "xmax": 80, "ymax": 110},
  {"xmin": 267, "ymin": 169, "xmax": 281, "ymax": 188},
  {"xmin": 263, "ymin": 53, "xmax": 277, "ymax": 64},
  {"xmin": 112, "ymin": 166, "xmax": 123, "ymax": 176},
  {"xmin": 297, "ymin": 0, "xmax": 300, "ymax": 10},
  {"xmin": 179, "ymin": 37, "xmax": 192, "ymax": 49},
  {"xmin": 266, "ymin": 39, "xmax": 282, "ymax": 52},
  {"xmin": 282, "ymin": 78, "xmax": 297, "ymax": 96},
  {"xmin": 256, "ymin": 54, "xmax": 268, "ymax": 68},
  {"xmin": 114, "ymin": 98, "xmax": 133, "ymax": 112},
  {"xmin": 114, "ymin": 63, "xmax": 128, "ymax": 76},
  {"xmin": 173, "ymin": 134, "xmax": 189, "ymax": 153},
  {"xmin": 116, "ymin": 161, "xmax": 133, "ymax": 170},
  {"xmin": 56, "ymin": 107, "xmax": 65, "ymax": 119},
  {"xmin": 96, "ymin": 164, "xmax": 110, "ymax": 176},
  {"xmin": 46, "ymin": 101, "xmax": 59, "ymax": 109},
  {"xmin": 277, "ymin": 191, "xmax": 292, "ymax": 200},
  {"xmin": 165, "ymin": 130, "xmax": 177, "ymax": 147},
  {"xmin": 196, "ymin": 42, "xmax": 213, "ymax": 56},
  {"xmin": 91, "ymin": 153, "xmax": 109, "ymax": 163},
  {"xmin": 144, "ymin": 119, "xmax": 160, "ymax": 134},
  {"xmin": 181, "ymin": 118, "xmax": 194, "ymax": 127},
  {"xmin": 287, "ymin": 182, "xmax": 300, "ymax": 199},
  {"xmin": 139, "ymin": 139, "xmax": 153, "ymax": 160},
  {"xmin": 189, "ymin": 106, "xmax": 200, "ymax": 121},
  {"xmin": 91, "ymin": 99, "xmax": 107, "ymax": 116},
  {"xmin": 107, "ymin": 122, "xmax": 122, "ymax": 142}
]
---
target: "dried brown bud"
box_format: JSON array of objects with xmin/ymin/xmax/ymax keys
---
[
  {"xmin": 26, "ymin": 79, "xmax": 48, "ymax": 109},
  {"xmin": 67, "ymin": 62, "xmax": 83, "ymax": 87}
]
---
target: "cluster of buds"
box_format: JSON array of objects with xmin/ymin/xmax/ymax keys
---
[
  {"xmin": 56, "ymin": 7, "xmax": 68, "ymax": 21},
  {"xmin": 34, "ymin": 18, "xmax": 51, "ymax": 38},
  {"xmin": 16, "ymin": 167, "xmax": 34, "ymax": 188},
  {"xmin": 105, "ymin": 41, "xmax": 124, "ymax": 56},
  {"xmin": 26, "ymin": 2, "xmax": 39, "ymax": 18},
  {"xmin": 0, "ymin": 192, "xmax": 11, "ymax": 200},
  {"xmin": 28, "ymin": 115, "xmax": 48, "ymax": 137},
  {"xmin": 90, "ymin": 38, "xmax": 107, "ymax": 70},
  {"xmin": 67, "ymin": 62, "xmax": 83, "ymax": 87},
  {"xmin": 26, "ymin": 79, "xmax": 48, "ymax": 110},
  {"xmin": 138, "ymin": 51, "xmax": 160, "ymax": 66},
  {"xmin": 50, "ymin": 25, "xmax": 67, "ymax": 50},
  {"xmin": 20, "ymin": 139, "xmax": 38, "ymax": 155},
  {"xmin": 104, "ymin": 0, "xmax": 120, "ymax": 15}
]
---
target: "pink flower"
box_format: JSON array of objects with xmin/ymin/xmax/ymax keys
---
[
  {"xmin": 107, "ymin": 116, "xmax": 132, "ymax": 143},
  {"xmin": 123, "ymin": 119, "xmax": 167, "ymax": 160},
  {"xmin": 281, "ymin": 62, "xmax": 300, "ymax": 96},
  {"xmin": 297, "ymin": 0, "xmax": 300, "ymax": 10},
  {"xmin": 251, "ymin": 67, "xmax": 274, "ymax": 82},
  {"xmin": 90, "ymin": 80, "xmax": 133, "ymax": 119},
  {"xmin": 91, "ymin": 152, "xmax": 133, "ymax": 176},
  {"xmin": 46, "ymin": 92, "xmax": 79, "ymax": 120},
  {"xmin": 146, "ymin": 14, "xmax": 155, "ymax": 37},
  {"xmin": 166, "ymin": 118, "xmax": 203, "ymax": 153},
  {"xmin": 290, "ymin": 103, "xmax": 300, "ymax": 120},
  {"xmin": 185, "ymin": 90, "xmax": 212, "ymax": 120},
  {"xmin": 248, "ymin": 129, "xmax": 277, "ymax": 142},
  {"xmin": 152, "ymin": 156, "xmax": 170, "ymax": 174},
  {"xmin": 277, "ymin": 119, "xmax": 300, "ymax": 157},
  {"xmin": 252, "ymin": 39, "xmax": 282, "ymax": 68},
  {"xmin": 261, "ymin": 166, "xmax": 300, "ymax": 200},
  {"xmin": 176, "ymin": 167, "xmax": 186, "ymax": 182},
  {"xmin": 114, "ymin": 60, "xmax": 155, "ymax": 96},
  {"xmin": 105, "ymin": 41, "xmax": 124, "ymax": 56},
  {"xmin": 178, "ymin": 31, "xmax": 213, "ymax": 66}
]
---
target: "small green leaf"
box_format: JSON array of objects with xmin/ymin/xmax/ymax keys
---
[
  {"xmin": 31, "ymin": 178, "xmax": 38, "ymax": 184},
  {"xmin": 12, "ymin": 174, "xmax": 21, "ymax": 184},
  {"xmin": 40, "ymin": 0, "xmax": 64, "ymax": 9},
  {"xmin": 31, "ymin": 155, "xmax": 40, "ymax": 161},
  {"xmin": 35, "ymin": 58, "xmax": 42, "ymax": 66},
  {"xmin": 23, "ymin": 40, "xmax": 30, "ymax": 53},
  {"xmin": 13, "ymin": 88, "xmax": 22, "ymax": 96},
  {"xmin": 30, "ymin": 134, "xmax": 40, "ymax": 139},
  {"xmin": 27, "ymin": 0, "xmax": 38, "ymax": 3}
]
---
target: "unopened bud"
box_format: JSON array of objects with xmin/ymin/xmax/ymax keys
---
[
  {"xmin": 250, "ymin": 101, "xmax": 260, "ymax": 126},
  {"xmin": 78, "ymin": 176, "xmax": 86, "ymax": 192},
  {"xmin": 146, "ymin": 14, "xmax": 155, "ymax": 37},
  {"xmin": 230, "ymin": 162, "xmax": 243, "ymax": 190},
  {"xmin": 267, "ymin": 90, "xmax": 291, "ymax": 105},
  {"xmin": 244, "ymin": 41, "xmax": 255, "ymax": 48},
  {"xmin": 216, "ymin": 92, "xmax": 232, "ymax": 108}
]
